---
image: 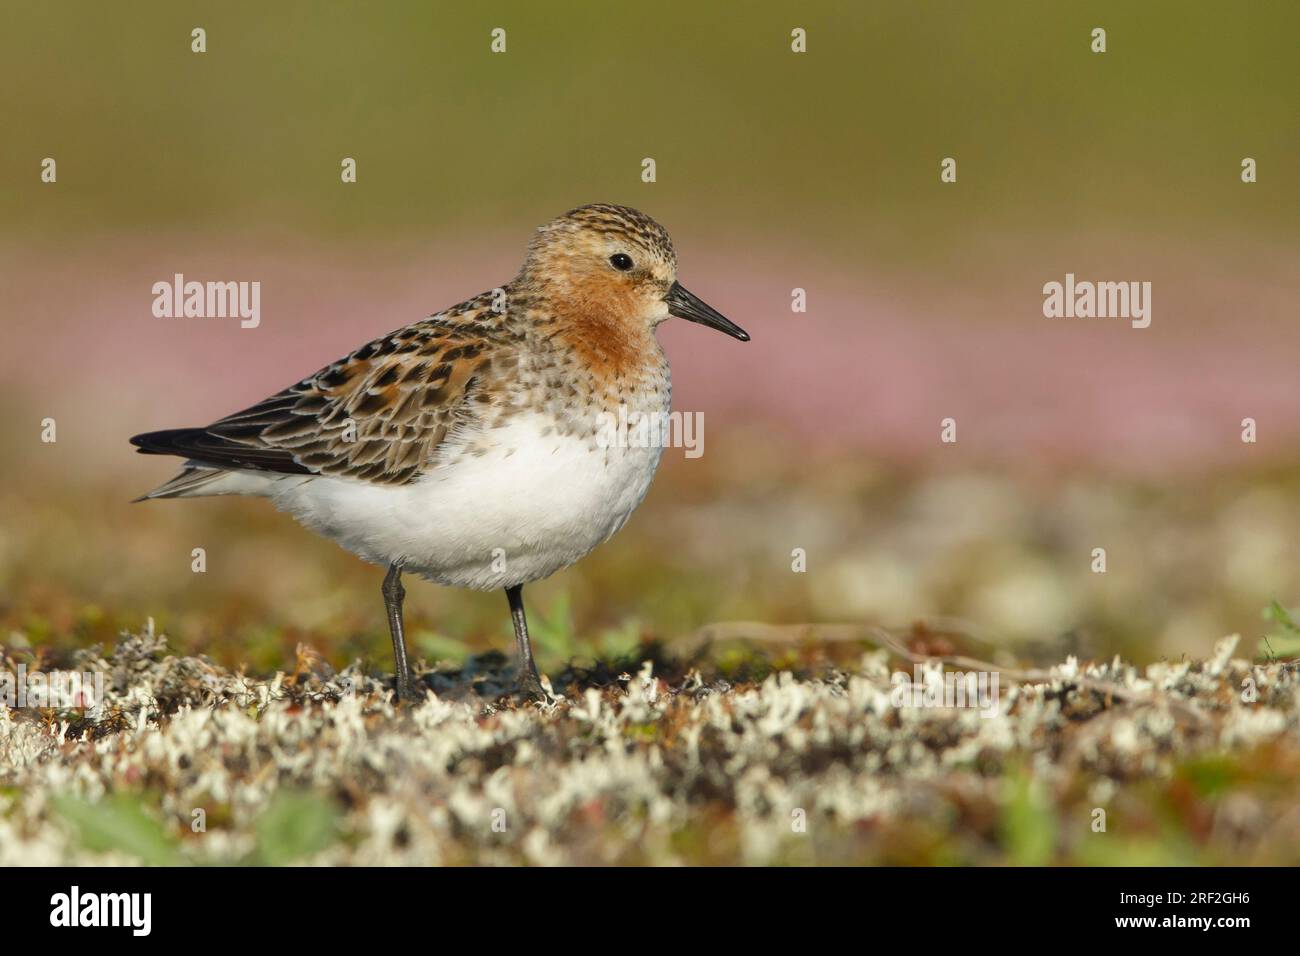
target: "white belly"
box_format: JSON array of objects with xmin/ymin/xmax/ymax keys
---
[{"xmin": 266, "ymin": 413, "xmax": 664, "ymax": 590}]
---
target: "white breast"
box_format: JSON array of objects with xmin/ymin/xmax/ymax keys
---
[{"xmin": 267, "ymin": 412, "xmax": 665, "ymax": 590}]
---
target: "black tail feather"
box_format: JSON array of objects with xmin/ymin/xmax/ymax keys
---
[
  {"xmin": 130, "ymin": 428, "xmax": 211, "ymax": 456},
  {"xmin": 129, "ymin": 428, "xmax": 312, "ymax": 475}
]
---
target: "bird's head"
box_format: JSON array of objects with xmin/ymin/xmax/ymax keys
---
[{"xmin": 519, "ymin": 203, "xmax": 749, "ymax": 342}]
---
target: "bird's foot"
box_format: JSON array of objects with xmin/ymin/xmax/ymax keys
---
[
  {"xmin": 515, "ymin": 671, "xmax": 547, "ymax": 703},
  {"xmin": 394, "ymin": 671, "xmax": 425, "ymax": 707}
]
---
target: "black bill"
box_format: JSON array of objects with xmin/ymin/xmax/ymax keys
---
[{"xmin": 665, "ymin": 282, "xmax": 749, "ymax": 341}]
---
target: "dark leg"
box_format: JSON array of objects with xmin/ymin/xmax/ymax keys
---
[
  {"xmin": 506, "ymin": 584, "xmax": 545, "ymax": 699},
  {"xmin": 382, "ymin": 563, "xmax": 420, "ymax": 703}
]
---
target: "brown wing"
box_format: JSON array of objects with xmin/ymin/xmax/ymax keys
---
[{"xmin": 131, "ymin": 292, "xmax": 512, "ymax": 485}]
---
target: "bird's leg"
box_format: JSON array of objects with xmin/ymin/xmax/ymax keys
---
[
  {"xmin": 382, "ymin": 563, "xmax": 420, "ymax": 703},
  {"xmin": 506, "ymin": 584, "xmax": 545, "ymax": 699}
]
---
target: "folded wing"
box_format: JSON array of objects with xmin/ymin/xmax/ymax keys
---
[{"xmin": 131, "ymin": 294, "xmax": 511, "ymax": 486}]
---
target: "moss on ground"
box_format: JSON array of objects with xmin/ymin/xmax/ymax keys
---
[{"xmin": 2, "ymin": 626, "xmax": 1298, "ymax": 865}]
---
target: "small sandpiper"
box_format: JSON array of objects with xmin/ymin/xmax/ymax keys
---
[{"xmin": 130, "ymin": 204, "xmax": 749, "ymax": 701}]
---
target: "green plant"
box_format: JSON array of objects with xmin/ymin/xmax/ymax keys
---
[
  {"xmin": 249, "ymin": 791, "xmax": 340, "ymax": 866},
  {"xmin": 53, "ymin": 794, "xmax": 186, "ymax": 866},
  {"xmin": 54, "ymin": 790, "xmax": 340, "ymax": 866},
  {"xmin": 1260, "ymin": 600, "xmax": 1300, "ymax": 659},
  {"xmin": 1000, "ymin": 771, "xmax": 1055, "ymax": 866}
]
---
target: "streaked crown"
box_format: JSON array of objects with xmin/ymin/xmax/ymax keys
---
[{"xmin": 522, "ymin": 204, "xmax": 677, "ymax": 282}]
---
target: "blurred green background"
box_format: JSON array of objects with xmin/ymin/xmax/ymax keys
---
[
  {"xmin": 2, "ymin": 1, "xmax": 1299, "ymax": 673},
  {"xmin": 4, "ymin": 1, "xmax": 1296, "ymax": 245}
]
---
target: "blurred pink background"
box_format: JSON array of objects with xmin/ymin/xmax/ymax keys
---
[{"xmin": 5, "ymin": 229, "xmax": 1296, "ymax": 477}]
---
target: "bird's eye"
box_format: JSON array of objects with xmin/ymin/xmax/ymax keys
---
[{"xmin": 609, "ymin": 253, "xmax": 634, "ymax": 271}]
